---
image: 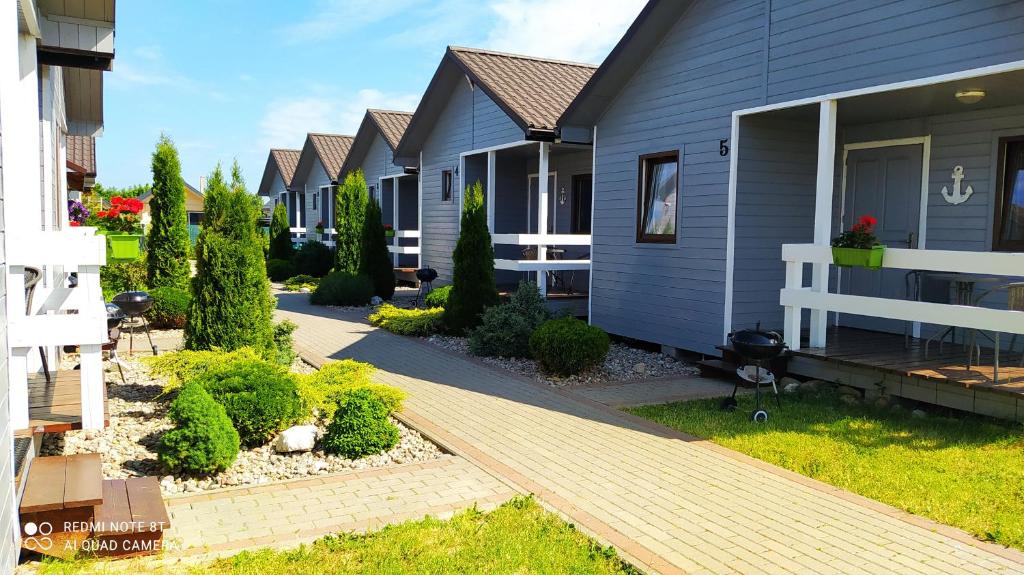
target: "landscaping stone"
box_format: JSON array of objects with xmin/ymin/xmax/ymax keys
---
[
  {"xmin": 839, "ymin": 394, "xmax": 860, "ymax": 406},
  {"xmin": 912, "ymin": 408, "xmax": 927, "ymax": 419},
  {"xmin": 783, "ymin": 382, "xmax": 800, "ymax": 394},
  {"xmin": 273, "ymin": 425, "xmax": 319, "ymax": 453},
  {"xmin": 874, "ymin": 396, "xmax": 892, "ymax": 409},
  {"xmin": 837, "ymin": 385, "xmax": 860, "ymax": 397},
  {"xmin": 800, "ymin": 379, "xmax": 824, "ymax": 391}
]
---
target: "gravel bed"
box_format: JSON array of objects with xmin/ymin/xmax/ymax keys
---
[
  {"xmin": 426, "ymin": 335, "xmax": 699, "ymax": 387},
  {"xmin": 43, "ymin": 345, "xmax": 445, "ymax": 496}
]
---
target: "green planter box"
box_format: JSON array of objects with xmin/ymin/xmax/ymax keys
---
[
  {"xmin": 832, "ymin": 245, "xmax": 885, "ymax": 269},
  {"xmin": 105, "ymin": 233, "xmax": 143, "ymax": 262},
  {"xmin": 384, "ymin": 230, "xmax": 395, "ymax": 238}
]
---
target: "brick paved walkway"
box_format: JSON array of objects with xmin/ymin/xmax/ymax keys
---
[
  {"xmin": 165, "ymin": 457, "xmax": 515, "ymax": 557},
  {"xmin": 277, "ymin": 292, "xmax": 1024, "ymax": 575}
]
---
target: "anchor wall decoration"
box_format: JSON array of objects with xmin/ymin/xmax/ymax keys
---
[{"xmin": 940, "ymin": 165, "xmax": 974, "ymax": 205}]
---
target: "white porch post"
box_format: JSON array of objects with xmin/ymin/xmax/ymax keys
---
[
  {"xmin": 418, "ymin": 152, "xmax": 423, "ymax": 269},
  {"xmin": 392, "ymin": 177, "xmax": 400, "ymax": 267},
  {"xmin": 537, "ymin": 142, "xmax": 550, "ymax": 297},
  {"xmin": 783, "ymin": 259, "xmax": 804, "ymax": 351},
  {"xmin": 486, "ymin": 150, "xmax": 496, "ymax": 232},
  {"xmin": 810, "ymin": 99, "xmax": 838, "ymax": 348}
]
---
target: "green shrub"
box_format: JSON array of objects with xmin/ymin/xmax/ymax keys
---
[
  {"xmin": 101, "ymin": 260, "xmax": 147, "ymax": 301},
  {"xmin": 268, "ymin": 201, "xmax": 294, "ymax": 261},
  {"xmin": 158, "ymin": 383, "xmax": 240, "ymax": 475},
  {"xmin": 335, "ymin": 170, "xmax": 368, "ymax": 274},
  {"xmin": 294, "ymin": 240, "xmax": 335, "ymax": 278},
  {"xmin": 193, "ymin": 359, "xmax": 305, "ymax": 447},
  {"xmin": 310, "ymin": 271, "xmax": 374, "ymax": 306},
  {"xmin": 469, "ymin": 281, "xmax": 549, "ymax": 358},
  {"xmin": 369, "ymin": 304, "xmax": 444, "ymax": 336},
  {"xmin": 297, "ymin": 360, "xmax": 404, "ymax": 421},
  {"xmin": 283, "ymin": 274, "xmax": 318, "ymax": 291},
  {"xmin": 529, "ymin": 317, "xmax": 610, "ymax": 376},
  {"xmin": 266, "ymin": 258, "xmax": 296, "ymax": 282},
  {"xmin": 273, "ymin": 319, "xmax": 297, "ymax": 366},
  {"xmin": 146, "ymin": 135, "xmax": 191, "ymax": 291},
  {"xmin": 424, "ymin": 285, "xmax": 451, "ymax": 309},
  {"xmin": 143, "ymin": 347, "xmax": 264, "ymax": 393},
  {"xmin": 321, "ymin": 388, "xmax": 400, "ymax": 458},
  {"xmin": 145, "ymin": 286, "xmax": 191, "ymax": 329},
  {"xmin": 185, "ymin": 164, "xmax": 276, "ymax": 358},
  {"xmin": 359, "ymin": 197, "xmax": 396, "ymax": 300},
  {"xmin": 444, "ymin": 181, "xmax": 497, "ymax": 334}
]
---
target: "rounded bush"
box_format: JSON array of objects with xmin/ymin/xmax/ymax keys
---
[
  {"xmin": 310, "ymin": 271, "xmax": 374, "ymax": 306},
  {"xmin": 193, "ymin": 359, "xmax": 305, "ymax": 447},
  {"xmin": 297, "ymin": 360, "xmax": 405, "ymax": 422},
  {"xmin": 294, "ymin": 240, "xmax": 335, "ymax": 278},
  {"xmin": 158, "ymin": 383, "xmax": 240, "ymax": 475},
  {"xmin": 468, "ymin": 281, "xmax": 548, "ymax": 358},
  {"xmin": 145, "ymin": 286, "xmax": 191, "ymax": 329},
  {"xmin": 423, "ymin": 285, "xmax": 451, "ymax": 309},
  {"xmin": 322, "ymin": 388, "xmax": 400, "ymax": 459},
  {"xmin": 529, "ymin": 317, "xmax": 610, "ymax": 376},
  {"xmin": 267, "ymin": 258, "xmax": 296, "ymax": 282}
]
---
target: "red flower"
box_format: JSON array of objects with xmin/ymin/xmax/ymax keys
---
[
  {"xmin": 858, "ymin": 215, "xmax": 877, "ymax": 228},
  {"xmin": 96, "ymin": 210, "xmax": 108, "ymax": 218},
  {"xmin": 111, "ymin": 196, "xmax": 123, "ymax": 206},
  {"xmin": 69, "ymin": 221, "xmax": 81, "ymax": 227}
]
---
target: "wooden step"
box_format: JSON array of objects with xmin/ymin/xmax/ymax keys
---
[
  {"xmin": 20, "ymin": 454, "xmax": 103, "ymax": 558},
  {"xmin": 90, "ymin": 477, "xmax": 170, "ymax": 558}
]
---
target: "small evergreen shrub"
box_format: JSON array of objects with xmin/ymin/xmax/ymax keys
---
[
  {"xmin": 321, "ymin": 388, "xmax": 400, "ymax": 459},
  {"xmin": 283, "ymin": 274, "xmax": 318, "ymax": 291},
  {"xmin": 158, "ymin": 383, "xmax": 240, "ymax": 475},
  {"xmin": 310, "ymin": 271, "xmax": 374, "ymax": 306},
  {"xmin": 273, "ymin": 319, "xmax": 297, "ymax": 366},
  {"xmin": 145, "ymin": 286, "xmax": 191, "ymax": 329},
  {"xmin": 146, "ymin": 135, "xmax": 191, "ymax": 291},
  {"xmin": 335, "ymin": 171, "xmax": 368, "ymax": 274},
  {"xmin": 529, "ymin": 317, "xmax": 610, "ymax": 376},
  {"xmin": 268, "ymin": 201, "xmax": 294, "ymax": 261},
  {"xmin": 143, "ymin": 347, "xmax": 264, "ymax": 393},
  {"xmin": 468, "ymin": 281, "xmax": 549, "ymax": 358},
  {"xmin": 101, "ymin": 260, "xmax": 147, "ymax": 301},
  {"xmin": 193, "ymin": 359, "xmax": 305, "ymax": 447},
  {"xmin": 297, "ymin": 360, "xmax": 404, "ymax": 421},
  {"xmin": 266, "ymin": 258, "xmax": 296, "ymax": 282},
  {"xmin": 423, "ymin": 285, "xmax": 452, "ymax": 309},
  {"xmin": 294, "ymin": 240, "xmax": 335, "ymax": 278},
  {"xmin": 369, "ymin": 304, "xmax": 445, "ymax": 336},
  {"xmin": 444, "ymin": 181, "xmax": 497, "ymax": 334},
  {"xmin": 359, "ymin": 197, "xmax": 396, "ymax": 300}
]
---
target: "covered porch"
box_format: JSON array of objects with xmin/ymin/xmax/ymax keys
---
[
  {"xmin": 460, "ymin": 140, "xmax": 593, "ymax": 314},
  {"xmin": 729, "ymin": 62, "xmax": 1024, "ymax": 418},
  {"xmin": 376, "ymin": 173, "xmax": 421, "ymax": 274}
]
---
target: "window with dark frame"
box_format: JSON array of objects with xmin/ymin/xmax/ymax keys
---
[
  {"xmin": 571, "ymin": 174, "xmax": 593, "ymax": 234},
  {"xmin": 995, "ymin": 136, "xmax": 1024, "ymax": 252},
  {"xmin": 441, "ymin": 169, "xmax": 453, "ymax": 203},
  {"xmin": 636, "ymin": 151, "xmax": 679, "ymax": 243}
]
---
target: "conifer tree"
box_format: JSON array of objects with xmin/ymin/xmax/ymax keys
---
[
  {"xmin": 359, "ymin": 196, "xmax": 396, "ymax": 299},
  {"xmin": 268, "ymin": 202, "xmax": 293, "ymax": 261},
  {"xmin": 444, "ymin": 180, "xmax": 497, "ymax": 334},
  {"xmin": 146, "ymin": 135, "xmax": 191, "ymax": 289},
  {"xmin": 334, "ymin": 170, "xmax": 368, "ymax": 273}
]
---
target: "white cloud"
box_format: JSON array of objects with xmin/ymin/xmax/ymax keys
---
[
  {"xmin": 278, "ymin": 0, "xmax": 421, "ymax": 44},
  {"xmin": 483, "ymin": 0, "xmax": 645, "ymax": 63},
  {"xmin": 258, "ymin": 89, "xmax": 421, "ymax": 149}
]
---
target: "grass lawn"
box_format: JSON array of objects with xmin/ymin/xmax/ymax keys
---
[
  {"xmin": 37, "ymin": 497, "xmax": 637, "ymax": 575},
  {"xmin": 627, "ymin": 388, "xmax": 1024, "ymax": 551}
]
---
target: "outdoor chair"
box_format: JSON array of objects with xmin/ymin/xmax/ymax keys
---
[
  {"xmin": 966, "ymin": 282, "xmax": 1024, "ymax": 384},
  {"xmin": 23, "ymin": 266, "xmax": 51, "ymax": 383}
]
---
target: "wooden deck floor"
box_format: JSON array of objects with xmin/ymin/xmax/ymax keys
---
[
  {"xmin": 21, "ymin": 370, "xmax": 108, "ymax": 434},
  {"xmin": 791, "ymin": 327, "xmax": 1024, "ymax": 397}
]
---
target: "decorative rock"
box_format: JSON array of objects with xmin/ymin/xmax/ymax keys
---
[
  {"xmin": 800, "ymin": 379, "xmax": 824, "ymax": 391},
  {"xmin": 299, "ymin": 287, "xmax": 311, "ymax": 293},
  {"xmin": 873, "ymin": 396, "xmax": 891, "ymax": 409},
  {"xmin": 837, "ymin": 385, "xmax": 860, "ymax": 397},
  {"xmin": 273, "ymin": 425, "xmax": 319, "ymax": 453},
  {"xmin": 783, "ymin": 382, "xmax": 800, "ymax": 394},
  {"xmin": 633, "ymin": 362, "xmax": 647, "ymax": 375},
  {"xmin": 839, "ymin": 394, "xmax": 860, "ymax": 406},
  {"xmin": 371, "ymin": 296, "xmax": 384, "ymax": 305},
  {"xmin": 911, "ymin": 408, "xmax": 927, "ymax": 419}
]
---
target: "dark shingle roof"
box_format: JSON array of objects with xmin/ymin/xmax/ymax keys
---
[
  {"xmin": 368, "ymin": 110, "xmax": 413, "ymax": 151},
  {"xmin": 270, "ymin": 149, "xmax": 301, "ymax": 187},
  {"xmin": 67, "ymin": 135, "xmax": 96, "ymax": 176},
  {"xmin": 338, "ymin": 110, "xmax": 415, "ymax": 179},
  {"xmin": 449, "ymin": 47, "xmax": 597, "ymax": 132},
  {"xmin": 308, "ymin": 134, "xmax": 354, "ymax": 179}
]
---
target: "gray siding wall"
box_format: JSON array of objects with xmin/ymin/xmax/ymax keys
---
[
  {"xmin": 420, "ymin": 80, "xmax": 522, "ymax": 281},
  {"xmin": 293, "ymin": 161, "xmax": 331, "ymax": 237},
  {"xmin": 0, "ymin": 99, "xmax": 17, "ymax": 573},
  {"xmin": 360, "ymin": 132, "xmax": 403, "ymax": 205}
]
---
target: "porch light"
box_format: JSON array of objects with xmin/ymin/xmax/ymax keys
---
[
  {"xmin": 955, "ymin": 90, "xmax": 985, "ymax": 104},
  {"xmin": 558, "ymin": 186, "xmax": 567, "ymax": 206}
]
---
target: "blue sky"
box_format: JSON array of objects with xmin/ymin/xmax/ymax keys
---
[{"xmin": 98, "ymin": 0, "xmax": 646, "ymax": 190}]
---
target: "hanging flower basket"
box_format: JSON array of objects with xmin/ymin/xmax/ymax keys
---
[
  {"xmin": 105, "ymin": 232, "xmax": 143, "ymax": 261},
  {"xmin": 832, "ymin": 244, "xmax": 885, "ymax": 268},
  {"xmin": 384, "ymin": 224, "xmax": 395, "ymax": 238},
  {"xmin": 831, "ymin": 214, "xmax": 885, "ymax": 269}
]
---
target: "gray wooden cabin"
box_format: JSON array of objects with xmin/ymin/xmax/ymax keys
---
[
  {"xmin": 338, "ymin": 109, "xmax": 420, "ymax": 272},
  {"xmin": 257, "ymin": 148, "xmax": 301, "ymax": 241},
  {"xmin": 560, "ymin": 0, "xmax": 1024, "ymax": 419},
  {"xmin": 394, "ymin": 47, "xmax": 597, "ymax": 312},
  {"xmin": 289, "ymin": 133, "xmax": 354, "ymax": 246}
]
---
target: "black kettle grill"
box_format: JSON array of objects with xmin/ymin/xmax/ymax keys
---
[
  {"xmin": 414, "ymin": 268, "xmax": 438, "ymax": 307},
  {"xmin": 722, "ymin": 323, "xmax": 786, "ymax": 422},
  {"xmin": 112, "ymin": 291, "xmax": 158, "ymax": 356}
]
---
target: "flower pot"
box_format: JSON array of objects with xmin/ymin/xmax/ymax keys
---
[
  {"xmin": 105, "ymin": 233, "xmax": 143, "ymax": 261},
  {"xmin": 831, "ymin": 245, "xmax": 885, "ymax": 269},
  {"xmin": 384, "ymin": 230, "xmax": 395, "ymax": 238}
]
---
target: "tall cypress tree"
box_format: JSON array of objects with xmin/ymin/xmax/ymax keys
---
[
  {"xmin": 359, "ymin": 196, "xmax": 395, "ymax": 299},
  {"xmin": 268, "ymin": 202, "xmax": 293, "ymax": 261},
  {"xmin": 334, "ymin": 170, "xmax": 368, "ymax": 274},
  {"xmin": 146, "ymin": 135, "xmax": 190, "ymax": 290},
  {"xmin": 184, "ymin": 163, "xmax": 275, "ymax": 357},
  {"xmin": 444, "ymin": 180, "xmax": 497, "ymax": 334}
]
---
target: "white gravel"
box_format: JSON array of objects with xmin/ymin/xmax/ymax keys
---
[
  {"xmin": 43, "ymin": 339, "xmax": 445, "ymax": 496},
  {"xmin": 426, "ymin": 335, "xmax": 698, "ymax": 387}
]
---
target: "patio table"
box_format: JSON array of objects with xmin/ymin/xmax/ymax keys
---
[{"xmin": 922, "ymin": 272, "xmax": 1006, "ymax": 357}]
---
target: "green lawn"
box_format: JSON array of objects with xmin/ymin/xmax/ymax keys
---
[
  {"xmin": 38, "ymin": 497, "xmax": 637, "ymax": 575},
  {"xmin": 627, "ymin": 389, "xmax": 1024, "ymax": 550}
]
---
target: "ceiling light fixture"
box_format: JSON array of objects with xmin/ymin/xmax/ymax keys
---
[{"xmin": 955, "ymin": 90, "xmax": 986, "ymax": 104}]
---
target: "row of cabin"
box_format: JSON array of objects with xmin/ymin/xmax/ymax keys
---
[{"xmin": 259, "ymin": 0, "xmax": 1024, "ymax": 362}]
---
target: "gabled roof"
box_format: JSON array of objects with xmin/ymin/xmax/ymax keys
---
[
  {"xmin": 559, "ymin": 0, "xmax": 694, "ymax": 127},
  {"xmin": 337, "ymin": 109, "xmax": 414, "ymax": 179},
  {"xmin": 138, "ymin": 181, "xmax": 202, "ymax": 202},
  {"xmin": 66, "ymin": 135, "xmax": 96, "ymax": 176},
  {"xmin": 257, "ymin": 148, "xmax": 301, "ymax": 197},
  {"xmin": 394, "ymin": 46, "xmax": 596, "ymax": 163},
  {"xmin": 292, "ymin": 133, "xmax": 353, "ymax": 189}
]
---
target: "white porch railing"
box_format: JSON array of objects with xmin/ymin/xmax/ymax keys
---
[
  {"xmin": 6, "ymin": 228, "xmax": 107, "ymax": 430},
  {"xmin": 388, "ymin": 230, "xmax": 421, "ymax": 265},
  {"xmin": 492, "ymin": 233, "xmax": 591, "ymax": 296},
  {"xmin": 780, "ymin": 244, "xmax": 1024, "ymax": 351}
]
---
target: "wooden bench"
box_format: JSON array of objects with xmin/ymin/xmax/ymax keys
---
[{"xmin": 91, "ymin": 477, "xmax": 170, "ymax": 558}]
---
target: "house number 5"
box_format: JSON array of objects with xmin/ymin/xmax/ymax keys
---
[{"xmin": 719, "ymin": 139, "xmax": 729, "ymax": 157}]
